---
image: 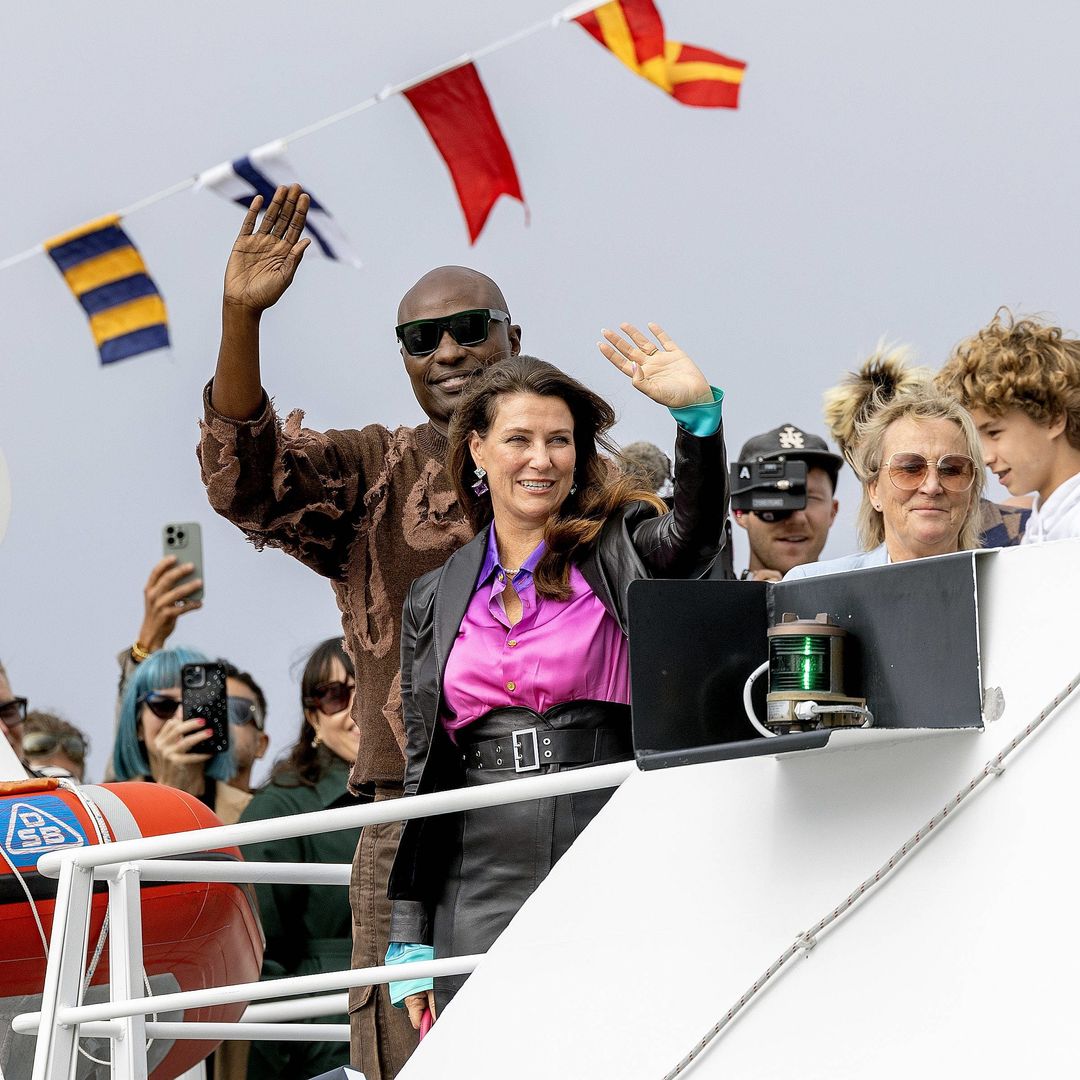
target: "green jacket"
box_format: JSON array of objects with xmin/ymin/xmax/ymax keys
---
[{"xmin": 240, "ymin": 757, "xmax": 366, "ymax": 979}]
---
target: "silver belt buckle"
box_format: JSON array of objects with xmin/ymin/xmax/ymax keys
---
[{"xmin": 512, "ymin": 727, "xmax": 540, "ymax": 773}]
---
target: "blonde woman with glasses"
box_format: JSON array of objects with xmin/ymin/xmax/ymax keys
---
[{"xmin": 786, "ymin": 385, "xmax": 985, "ymax": 578}]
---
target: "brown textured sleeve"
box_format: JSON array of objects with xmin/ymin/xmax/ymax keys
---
[{"xmin": 197, "ymin": 380, "xmax": 381, "ymax": 579}]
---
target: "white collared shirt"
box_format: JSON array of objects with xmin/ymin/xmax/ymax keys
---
[{"xmin": 1021, "ymin": 470, "xmax": 1080, "ymax": 544}]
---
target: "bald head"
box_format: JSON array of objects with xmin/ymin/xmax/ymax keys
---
[
  {"xmin": 397, "ymin": 265, "xmax": 510, "ymax": 324},
  {"xmin": 395, "ymin": 266, "xmax": 521, "ymax": 433}
]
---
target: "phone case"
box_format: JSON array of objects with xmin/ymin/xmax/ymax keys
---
[
  {"xmin": 181, "ymin": 662, "xmax": 229, "ymax": 755},
  {"xmin": 162, "ymin": 522, "xmax": 204, "ymax": 602}
]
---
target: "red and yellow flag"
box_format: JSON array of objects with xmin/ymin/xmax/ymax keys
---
[{"xmin": 576, "ymin": 0, "xmax": 746, "ymax": 108}]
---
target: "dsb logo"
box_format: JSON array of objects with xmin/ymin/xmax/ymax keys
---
[{"xmin": 2, "ymin": 799, "xmax": 86, "ymax": 868}]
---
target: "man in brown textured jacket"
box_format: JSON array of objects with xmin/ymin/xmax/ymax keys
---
[{"xmin": 197, "ymin": 185, "xmax": 520, "ymax": 1078}]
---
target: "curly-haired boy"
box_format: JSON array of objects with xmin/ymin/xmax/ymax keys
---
[{"xmin": 938, "ymin": 310, "xmax": 1080, "ymax": 543}]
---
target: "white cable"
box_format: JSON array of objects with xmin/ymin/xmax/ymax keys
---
[
  {"xmin": 0, "ymin": 841, "xmax": 50, "ymax": 958},
  {"xmin": 662, "ymin": 667, "xmax": 1080, "ymax": 1079},
  {"xmin": 742, "ymin": 661, "xmax": 775, "ymax": 738},
  {"xmin": 794, "ymin": 702, "xmax": 874, "ymax": 727},
  {"xmin": 0, "ymin": 0, "xmax": 592, "ymax": 271}
]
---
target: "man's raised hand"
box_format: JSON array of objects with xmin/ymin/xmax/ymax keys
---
[{"xmin": 223, "ymin": 183, "xmax": 312, "ymax": 312}]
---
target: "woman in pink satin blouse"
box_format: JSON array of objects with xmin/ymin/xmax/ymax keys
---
[{"xmin": 385, "ymin": 325, "xmax": 729, "ymax": 1022}]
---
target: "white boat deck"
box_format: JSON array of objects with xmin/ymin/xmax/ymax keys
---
[{"xmin": 401, "ymin": 541, "xmax": 1080, "ymax": 1078}]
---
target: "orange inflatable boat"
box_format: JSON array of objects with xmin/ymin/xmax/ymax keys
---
[{"xmin": 0, "ymin": 778, "xmax": 263, "ymax": 1079}]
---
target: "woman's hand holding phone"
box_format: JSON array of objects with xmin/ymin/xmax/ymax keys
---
[
  {"xmin": 146, "ymin": 715, "xmax": 214, "ymax": 796},
  {"xmin": 137, "ymin": 556, "xmax": 203, "ymax": 654}
]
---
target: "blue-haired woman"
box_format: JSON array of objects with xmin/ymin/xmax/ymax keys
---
[{"xmin": 112, "ymin": 647, "xmax": 265, "ymax": 823}]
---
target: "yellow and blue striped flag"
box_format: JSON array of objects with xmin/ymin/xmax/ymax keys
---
[{"xmin": 44, "ymin": 214, "xmax": 169, "ymax": 364}]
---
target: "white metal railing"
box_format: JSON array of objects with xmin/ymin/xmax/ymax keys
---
[{"xmin": 20, "ymin": 760, "xmax": 634, "ymax": 1080}]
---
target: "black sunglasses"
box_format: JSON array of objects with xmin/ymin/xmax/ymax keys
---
[
  {"xmin": 140, "ymin": 692, "xmax": 182, "ymax": 720},
  {"xmin": 140, "ymin": 693, "xmax": 264, "ymax": 730},
  {"xmin": 22, "ymin": 730, "xmax": 87, "ymax": 762},
  {"xmin": 304, "ymin": 680, "xmax": 356, "ymax": 716},
  {"xmin": 0, "ymin": 697, "xmax": 28, "ymax": 728},
  {"xmin": 395, "ymin": 308, "xmax": 509, "ymax": 357}
]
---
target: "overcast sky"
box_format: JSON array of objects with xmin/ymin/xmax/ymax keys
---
[{"xmin": 3, "ymin": 0, "xmax": 1077, "ymax": 783}]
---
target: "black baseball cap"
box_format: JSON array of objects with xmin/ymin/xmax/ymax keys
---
[{"xmin": 737, "ymin": 423, "xmax": 844, "ymax": 488}]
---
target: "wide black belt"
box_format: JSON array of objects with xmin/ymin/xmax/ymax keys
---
[{"xmin": 463, "ymin": 726, "xmax": 628, "ymax": 773}]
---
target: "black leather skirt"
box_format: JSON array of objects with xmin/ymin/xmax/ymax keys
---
[{"xmin": 433, "ymin": 699, "xmax": 632, "ymax": 1010}]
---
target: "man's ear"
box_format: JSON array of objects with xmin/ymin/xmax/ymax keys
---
[
  {"xmin": 829, "ymin": 499, "xmax": 839, "ymax": 524},
  {"xmin": 1048, "ymin": 411, "xmax": 1068, "ymax": 441},
  {"xmin": 508, "ymin": 323, "xmax": 522, "ymax": 356},
  {"xmin": 733, "ymin": 510, "xmax": 749, "ymax": 532}
]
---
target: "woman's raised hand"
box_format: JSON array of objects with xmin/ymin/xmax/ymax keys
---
[
  {"xmin": 598, "ymin": 323, "xmax": 712, "ymax": 410},
  {"xmin": 223, "ymin": 183, "xmax": 312, "ymax": 312}
]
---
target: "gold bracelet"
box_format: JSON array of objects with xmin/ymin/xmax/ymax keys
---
[{"xmin": 131, "ymin": 640, "xmax": 152, "ymax": 663}]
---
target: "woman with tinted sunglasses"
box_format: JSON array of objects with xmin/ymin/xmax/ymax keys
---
[
  {"xmin": 237, "ymin": 637, "xmax": 368, "ymax": 1080},
  {"xmin": 111, "ymin": 648, "xmax": 269, "ymax": 825},
  {"xmin": 787, "ymin": 383, "xmax": 986, "ymax": 579}
]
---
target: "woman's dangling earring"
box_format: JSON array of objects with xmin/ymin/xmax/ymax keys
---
[
  {"xmin": 472, "ymin": 466, "xmax": 489, "ymax": 497},
  {"xmin": 569, "ymin": 472, "xmax": 578, "ymax": 496},
  {"xmin": 312, "ymin": 729, "xmax": 323, "ymax": 748}
]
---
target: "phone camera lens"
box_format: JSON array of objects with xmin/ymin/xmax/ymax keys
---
[{"xmin": 177, "ymin": 531, "xmax": 185, "ymax": 540}]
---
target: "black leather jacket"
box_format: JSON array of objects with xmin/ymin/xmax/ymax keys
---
[{"xmin": 388, "ymin": 420, "xmax": 728, "ymax": 942}]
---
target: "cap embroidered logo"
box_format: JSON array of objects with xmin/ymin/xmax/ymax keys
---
[{"xmin": 778, "ymin": 426, "xmax": 806, "ymax": 450}]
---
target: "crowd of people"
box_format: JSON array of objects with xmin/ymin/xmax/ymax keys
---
[{"xmin": 2, "ymin": 182, "xmax": 1080, "ymax": 1079}]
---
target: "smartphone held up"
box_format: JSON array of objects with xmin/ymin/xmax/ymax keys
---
[
  {"xmin": 181, "ymin": 662, "xmax": 230, "ymax": 755},
  {"xmin": 162, "ymin": 522, "xmax": 204, "ymax": 603}
]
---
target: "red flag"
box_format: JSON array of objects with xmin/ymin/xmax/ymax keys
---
[
  {"xmin": 404, "ymin": 63, "xmax": 525, "ymax": 244},
  {"xmin": 576, "ymin": 0, "xmax": 746, "ymax": 109}
]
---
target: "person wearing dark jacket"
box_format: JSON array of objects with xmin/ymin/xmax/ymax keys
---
[
  {"xmin": 239, "ymin": 637, "xmax": 369, "ymax": 1080},
  {"xmin": 385, "ymin": 329, "xmax": 728, "ymax": 1023}
]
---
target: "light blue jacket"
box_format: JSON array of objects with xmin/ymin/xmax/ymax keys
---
[{"xmin": 783, "ymin": 543, "xmax": 889, "ymax": 580}]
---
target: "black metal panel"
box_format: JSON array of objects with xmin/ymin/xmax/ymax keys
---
[
  {"xmin": 774, "ymin": 553, "xmax": 981, "ymax": 731},
  {"xmin": 629, "ymin": 552, "xmax": 982, "ymax": 764},
  {"xmin": 629, "ymin": 578, "xmax": 769, "ymax": 758}
]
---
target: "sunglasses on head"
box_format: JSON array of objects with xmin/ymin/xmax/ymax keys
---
[
  {"xmin": 882, "ymin": 453, "xmax": 976, "ymax": 493},
  {"xmin": 0, "ymin": 697, "xmax": 28, "ymax": 728},
  {"xmin": 140, "ymin": 693, "xmax": 264, "ymax": 730},
  {"xmin": 394, "ymin": 308, "xmax": 509, "ymax": 357},
  {"xmin": 22, "ymin": 730, "xmax": 86, "ymax": 762},
  {"xmin": 304, "ymin": 680, "xmax": 355, "ymax": 716}
]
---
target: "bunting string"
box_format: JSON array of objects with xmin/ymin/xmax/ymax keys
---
[{"xmin": 0, "ymin": 0, "xmax": 602, "ymax": 275}]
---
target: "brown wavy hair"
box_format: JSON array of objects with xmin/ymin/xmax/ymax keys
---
[
  {"xmin": 448, "ymin": 356, "xmax": 665, "ymax": 600},
  {"xmin": 937, "ymin": 309, "xmax": 1080, "ymax": 450}
]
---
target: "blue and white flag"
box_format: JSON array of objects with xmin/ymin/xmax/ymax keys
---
[{"xmin": 196, "ymin": 141, "xmax": 362, "ymax": 268}]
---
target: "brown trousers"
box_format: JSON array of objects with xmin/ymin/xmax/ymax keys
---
[{"xmin": 349, "ymin": 790, "xmax": 419, "ymax": 1079}]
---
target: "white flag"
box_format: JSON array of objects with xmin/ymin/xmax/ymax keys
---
[{"xmin": 196, "ymin": 141, "xmax": 362, "ymax": 269}]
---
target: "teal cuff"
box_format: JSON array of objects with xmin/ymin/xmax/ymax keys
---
[
  {"xmin": 668, "ymin": 386, "xmax": 724, "ymax": 436},
  {"xmin": 386, "ymin": 942, "xmax": 434, "ymax": 1008}
]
